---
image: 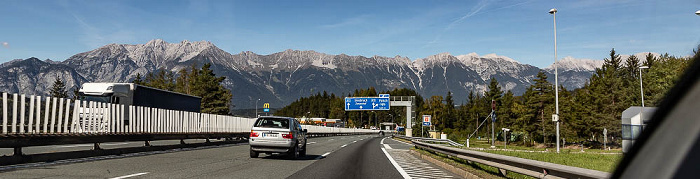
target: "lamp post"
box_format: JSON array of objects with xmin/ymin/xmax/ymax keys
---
[
  {"xmin": 255, "ymin": 99, "xmax": 260, "ymax": 118},
  {"xmin": 639, "ymin": 66, "xmax": 649, "ymax": 129},
  {"xmin": 696, "ymin": 10, "xmax": 700, "ymax": 16},
  {"xmin": 549, "ymin": 8, "xmax": 561, "ymax": 153}
]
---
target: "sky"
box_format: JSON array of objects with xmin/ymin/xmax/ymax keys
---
[{"xmin": 0, "ymin": 0, "xmax": 699, "ymax": 68}]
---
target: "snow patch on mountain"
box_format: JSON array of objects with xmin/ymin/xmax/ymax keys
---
[{"xmin": 546, "ymin": 56, "xmax": 604, "ymax": 72}]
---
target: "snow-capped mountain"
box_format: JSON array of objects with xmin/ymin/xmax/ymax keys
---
[
  {"xmin": 545, "ymin": 56, "xmax": 604, "ymax": 72},
  {"xmin": 0, "ymin": 39, "xmax": 605, "ymax": 110}
]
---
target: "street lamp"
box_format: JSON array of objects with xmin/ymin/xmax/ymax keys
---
[
  {"xmin": 255, "ymin": 99, "xmax": 260, "ymax": 118},
  {"xmin": 639, "ymin": 66, "xmax": 649, "ymax": 128},
  {"xmin": 696, "ymin": 10, "xmax": 700, "ymax": 16},
  {"xmin": 549, "ymin": 8, "xmax": 561, "ymax": 153}
]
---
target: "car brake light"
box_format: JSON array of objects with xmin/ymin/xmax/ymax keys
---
[
  {"xmin": 282, "ymin": 132, "xmax": 293, "ymax": 139},
  {"xmin": 250, "ymin": 131, "xmax": 259, "ymax": 137}
]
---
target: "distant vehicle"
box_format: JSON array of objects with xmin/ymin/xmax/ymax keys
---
[
  {"xmin": 249, "ymin": 116, "xmax": 307, "ymax": 159},
  {"xmin": 396, "ymin": 126, "xmax": 405, "ymax": 132},
  {"xmin": 78, "ymin": 83, "xmax": 201, "ymax": 112}
]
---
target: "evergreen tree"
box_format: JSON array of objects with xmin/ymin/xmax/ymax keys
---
[
  {"xmin": 192, "ymin": 63, "xmax": 233, "ymax": 114},
  {"xmin": 518, "ymin": 71, "xmax": 554, "ymax": 144},
  {"xmin": 625, "ymin": 55, "xmax": 640, "ymax": 78},
  {"xmin": 49, "ymin": 78, "xmax": 69, "ymax": 98},
  {"xmin": 643, "ymin": 53, "xmax": 657, "ymax": 67},
  {"xmin": 485, "ymin": 78, "xmax": 503, "ymax": 103},
  {"xmin": 604, "ymin": 48, "xmax": 622, "ymax": 70}
]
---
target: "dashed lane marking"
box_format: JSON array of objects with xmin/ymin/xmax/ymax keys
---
[{"xmin": 109, "ymin": 172, "xmax": 149, "ymax": 179}]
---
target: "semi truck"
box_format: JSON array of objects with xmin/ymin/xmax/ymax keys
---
[
  {"xmin": 78, "ymin": 83, "xmax": 202, "ymax": 112},
  {"xmin": 77, "ymin": 83, "xmax": 201, "ymax": 130}
]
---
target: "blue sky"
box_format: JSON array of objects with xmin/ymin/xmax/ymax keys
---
[{"xmin": 0, "ymin": 0, "xmax": 698, "ymax": 68}]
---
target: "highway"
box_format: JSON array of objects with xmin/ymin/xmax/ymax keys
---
[{"xmin": 0, "ymin": 135, "xmax": 459, "ymax": 178}]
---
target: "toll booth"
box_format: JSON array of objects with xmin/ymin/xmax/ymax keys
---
[{"xmin": 621, "ymin": 106, "xmax": 657, "ymax": 153}]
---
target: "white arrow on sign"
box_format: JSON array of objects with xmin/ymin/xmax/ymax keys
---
[{"xmin": 360, "ymin": 106, "xmax": 363, "ymax": 109}]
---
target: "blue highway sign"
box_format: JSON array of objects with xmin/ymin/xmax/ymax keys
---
[{"xmin": 345, "ymin": 97, "xmax": 390, "ymax": 111}]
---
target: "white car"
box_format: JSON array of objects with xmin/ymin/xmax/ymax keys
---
[{"xmin": 249, "ymin": 116, "xmax": 307, "ymax": 159}]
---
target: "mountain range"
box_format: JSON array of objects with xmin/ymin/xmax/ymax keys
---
[{"xmin": 0, "ymin": 39, "xmax": 656, "ymax": 111}]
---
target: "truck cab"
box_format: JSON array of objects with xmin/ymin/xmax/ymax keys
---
[{"xmin": 79, "ymin": 83, "xmax": 134, "ymax": 105}]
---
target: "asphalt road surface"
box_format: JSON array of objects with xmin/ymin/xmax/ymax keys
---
[{"xmin": 0, "ymin": 135, "xmax": 459, "ymax": 179}]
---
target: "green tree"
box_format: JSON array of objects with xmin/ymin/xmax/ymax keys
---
[
  {"xmin": 625, "ymin": 55, "xmax": 640, "ymax": 78},
  {"xmin": 192, "ymin": 63, "xmax": 233, "ymax": 114},
  {"xmin": 49, "ymin": 78, "xmax": 69, "ymax": 98},
  {"xmin": 518, "ymin": 71, "xmax": 554, "ymax": 144},
  {"xmin": 643, "ymin": 53, "xmax": 657, "ymax": 67}
]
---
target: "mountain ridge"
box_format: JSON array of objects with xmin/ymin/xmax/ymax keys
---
[{"xmin": 0, "ymin": 39, "xmax": 639, "ymax": 110}]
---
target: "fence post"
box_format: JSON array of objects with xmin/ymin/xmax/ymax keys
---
[
  {"xmin": 115, "ymin": 104, "xmax": 120, "ymax": 133},
  {"xmin": 56, "ymin": 98, "xmax": 64, "ymax": 133},
  {"xmin": 43, "ymin": 97, "xmax": 51, "ymax": 133},
  {"xmin": 110, "ymin": 104, "xmax": 115, "ymax": 133},
  {"xmin": 62, "ymin": 99, "xmax": 69, "ymax": 133},
  {"xmin": 28, "ymin": 95, "xmax": 34, "ymax": 133},
  {"xmin": 127, "ymin": 105, "xmax": 132, "ymax": 133},
  {"xmin": 2, "ymin": 93, "xmax": 7, "ymax": 134},
  {"xmin": 19, "ymin": 94, "xmax": 26, "ymax": 133},
  {"xmin": 49, "ymin": 97, "xmax": 57, "ymax": 133},
  {"xmin": 70, "ymin": 100, "xmax": 79, "ymax": 133},
  {"xmin": 11, "ymin": 94, "xmax": 18, "ymax": 133},
  {"xmin": 90, "ymin": 101, "xmax": 96, "ymax": 133}
]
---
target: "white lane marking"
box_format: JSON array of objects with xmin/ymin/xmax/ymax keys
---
[
  {"xmin": 306, "ymin": 142, "xmax": 317, "ymax": 145},
  {"xmin": 380, "ymin": 137, "xmax": 386, "ymax": 145},
  {"xmin": 383, "ymin": 144, "xmax": 393, "ymax": 149},
  {"xmin": 341, "ymin": 144, "xmax": 348, "ymax": 148},
  {"xmin": 329, "ymin": 139, "xmax": 334, "ymax": 141},
  {"xmin": 109, "ymin": 172, "xmax": 149, "ymax": 179},
  {"xmin": 381, "ymin": 148, "xmax": 411, "ymax": 179},
  {"xmin": 315, "ymin": 152, "xmax": 332, "ymax": 160},
  {"xmin": 352, "ymin": 140, "xmax": 357, "ymax": 143}
]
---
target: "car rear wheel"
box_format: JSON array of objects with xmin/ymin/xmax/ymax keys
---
[
  {"xmin": 288, "ymin": 143, "xmax": 299, "ymax": 159},
  {"xmin": 250, "ymin": 148, "xmax": 259, "ymax": 158},
  {"xmin": 299, "ymin": 143, "xmax": 307, "ymax": 157}
]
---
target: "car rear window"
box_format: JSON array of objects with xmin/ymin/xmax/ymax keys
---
[{"xmin": 254, "ymin": 118, "xmax": 290, "ymax": 129}]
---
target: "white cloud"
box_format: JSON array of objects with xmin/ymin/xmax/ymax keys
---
[{"xmin": 2, "ymin": 42, "xmax": 8, "ymax": 48}]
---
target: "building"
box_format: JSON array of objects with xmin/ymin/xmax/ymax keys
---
[
  {"xmin": 622, "ymin": 106, "xmax": 657, "ymax": 153},
  {"xmin": 299, "ymin": 117, "xmax": 345, "ymax": 127}
]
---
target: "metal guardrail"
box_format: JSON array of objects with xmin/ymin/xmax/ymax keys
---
[
  {"xmin": 392, "ymin": 135, "xmax": 463, "ymax": 147},
  {"xmin": 393, "ymin": 135, "xmax": 610, "ymax": 179}
]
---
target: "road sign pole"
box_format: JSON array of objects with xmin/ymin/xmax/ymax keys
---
[
  {"xmin": 491, "ymin": 100, "xmax": 496, "ymax": 148},
  {"xmin": 491, "ymin": 114, "xmax": 495, "ymax": 148}
]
